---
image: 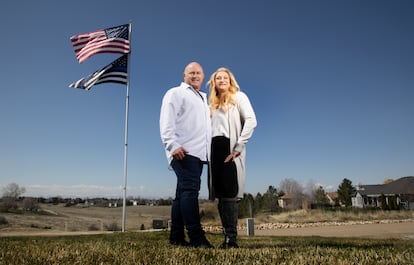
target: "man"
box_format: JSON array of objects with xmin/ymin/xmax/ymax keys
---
[{"xmin": 159, "ymin": 62, "xmax": 213, "ymax": 248}]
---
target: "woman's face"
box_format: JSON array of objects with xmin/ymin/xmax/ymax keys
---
[{"xmin": 214, "ymin": 71, "xmax": 230, "ymax": 93}]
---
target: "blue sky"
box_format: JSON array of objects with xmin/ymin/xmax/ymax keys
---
[{"xmin": 1, "ymin": 0, "xmax": 413, "ymax": 198}]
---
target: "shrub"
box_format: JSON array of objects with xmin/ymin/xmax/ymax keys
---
[
  {"xmin": 88, "ymin": 224, "xmax": 100, "ymax": 231},
  {"xmin": 200, "ymin": 202, "xmax": 219, "ymax": 222},
  {"xmin": 0, "ymin": 216, "xmax": 8, "ymax": 225},
  {"xmin": 106, "ymin": 222, "xmax": 120, "ymax": 231},
  {"xmin": 1, "ymin": 197, "xmax": 18, "ymax": 211},
  {"xmin": 22, "ymin": 197, "xmax": 40, "ymax": 211}
]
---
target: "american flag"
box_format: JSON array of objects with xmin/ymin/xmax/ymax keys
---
[
  {"xmin": 70, "ymin": 24, "xmax": 130, "ymax": 64},
  {"xmin": 69, "ymin": 55, "xmax": 128, "ymax": 90}
]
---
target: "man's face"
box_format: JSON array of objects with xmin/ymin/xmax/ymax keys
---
[{"xmin": 183, "ymin": 63, "xmax": 204, "ymax": 91}]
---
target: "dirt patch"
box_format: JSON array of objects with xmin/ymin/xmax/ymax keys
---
[
  {"xmin": 248, "ymin": 220, "xmax": 414, "ymax": 239},
  {"xmin": 0, "ymin": 203, "xmax": 171, "ymax": 235}
]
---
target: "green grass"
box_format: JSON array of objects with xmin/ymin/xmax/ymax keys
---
[{"xmin": 0, "ymin": 232, "xmax": 413, "ymax": 265}]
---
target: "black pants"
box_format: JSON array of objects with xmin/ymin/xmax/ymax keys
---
[
  {"xmin": 211, "ymin": 136, "xmax": 238, "ymax": 198},
  {"xmin": 211, "ymin": 136, "xmax": 239, "ymax": 243}
]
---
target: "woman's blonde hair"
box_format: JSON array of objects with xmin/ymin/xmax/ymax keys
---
[{"xmin": 207, "ymin": 67, "xmax": 240, "ymax": 115}]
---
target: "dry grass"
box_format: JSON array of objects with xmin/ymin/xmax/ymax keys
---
[
  {"xmin": 260, "ymin": 209, "xmax": 414, "ymax": 224},
  {"xmin": 0, "ymin": 203, "xmax": 171, "ymax": 233},
  {"xmin": 1, "ymin": 202, "xmax": 413, "ymax": 235}
]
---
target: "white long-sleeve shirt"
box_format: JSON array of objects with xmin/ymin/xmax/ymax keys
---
[
  {"xmin": 211, "ymin": 108, "xmax": 230, "ymax": 138},
  {"xmin": 160, "ymin": 82, "xmax": 211, "ymax": 165}
]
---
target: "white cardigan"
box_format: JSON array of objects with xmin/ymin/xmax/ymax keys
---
[{"xmin": 209, "ymin": 91, "xmax": 257, "ymax": 199}]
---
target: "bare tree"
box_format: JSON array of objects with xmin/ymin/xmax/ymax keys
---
[
  {"xmin": 279, "ymin": 178, "xmax": 304, "ymax": 209},
  {"xmin": 279, "ymin": 178, "xmax": 303, "ymax": 196},
  {"xmin": 1, "ymin": 183, "xmax": 26, "ymax": 212},
  {"xmin": 2, "ymin": 183, "xmax": 26, "ymax": 198},
  {"xmin": 304, "ymin": 179, "xmax": 317, "ymax": 202},
  {"xmin": 22, "ymin": 197, "xmax": 40, "ymax": 211}
]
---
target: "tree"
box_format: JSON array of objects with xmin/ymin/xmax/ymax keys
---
[
  {"xmin": 380, "ymin": 193, "xmax": 388, "ymax": 210},
  {"xmin": 389, "ymin": 195, "xmax": 398, "ymax": 210},
  {"xmin": 304, "ymin": 179, "xmax": 317, "ymax": 202},
  {"xmin": 262, "ymin": 186, "xmax": 279, "ymax": 213},
  {"xmin": 279, "ymin": 178, "xmax": 303, "ymax": 196},
  {"xmin": 2, "ymin": 183, "xmax": 26, "ymax": 198},
  {"xmin": 337, "ymin": 178, "xmax": 355, "ymax": 207},
  {"xmin": 254, "ymin": 192, "xmax": 263, "ymax": 214},
  {"xmin": 279, "ymin": 178, "xmax": 304, "ymax": 209},
  {"xmin": 1, "ymin": 183, "xmax": 26, "ymax": 212},
  {"xmin": 313, "ymin": 186, "xmax": 329, "ymax": 207},
  {"xmin": 383, "ymin": 179, "xmax": 394, "ymax": 184},
  {"xmin": 239, "ymin": 193, "xmax": 255, "ymax": 218},
  {"xmin": 22, "ymin": 197, "xmax": 40, "ymax": 211}
]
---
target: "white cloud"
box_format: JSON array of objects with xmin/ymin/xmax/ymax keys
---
[
  {"xmin": 324, "ymin": 185, "xmax": 335, "ymax": 192},
  {"xmin": 13, "ymin": 184, "xmax": 157, "ymax": 198}
]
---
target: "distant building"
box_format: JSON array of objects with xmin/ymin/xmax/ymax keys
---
[
  {"xmin": 278, "ymin": 194, "xmax": 305, "ymax": 209},
  {"xmin": 352, "ymin": 176, "xmax": 414, "ymax": 210},
  {"xmin": 108, "ymin": 202, "xmax": 118, "ymax": 208},
  {"xmin": 326, "ymin": 192, "xmax": 341, "ymax": 206}
]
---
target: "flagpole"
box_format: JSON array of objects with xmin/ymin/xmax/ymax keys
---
[{"xmin": 122, "ymin": 20, "xmax": 132, "ymax": 232}]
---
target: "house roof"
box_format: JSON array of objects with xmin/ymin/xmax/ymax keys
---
[
  {"xmin": 280, "ymin": 193, "xmax": 303, "ymax": 200},
  {"xmin": 356, "ymin": 176, "xmax": 414, "ymax": 196},
  {"xmin": 326, "ymin": 192, "xmax": 339, "ymax": 200}
]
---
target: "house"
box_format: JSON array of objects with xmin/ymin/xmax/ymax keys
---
[
  {"xmin": 352, "ymin": 176, "xmax": 414, "ymax": 210},
  {"xmin": 278, "ymin": 194, "xmax": 307, "ymax": 210},
  {"xmin": 326, "ymin": 192, "xmax": 341, "ymax": 206}
]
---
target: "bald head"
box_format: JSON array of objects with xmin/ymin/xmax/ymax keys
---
[{"xmin": 183, "ymin": 62, "xmax": 204, "ymax": 91}]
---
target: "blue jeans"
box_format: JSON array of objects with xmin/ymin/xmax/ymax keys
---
[{"xmin": 170, "ymin": 155, "xmax": 205, "ymax": 244}]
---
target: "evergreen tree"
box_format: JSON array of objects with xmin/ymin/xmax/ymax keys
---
[
  {"xmin": 262, "ymin": 185, "xmax": 279, "ymax": 212},
  {"xmin": 254, "ymin": 192, "xmax": 263, "ymax": 214},
  {"xmin": 380, "ymin": 193, "xmax": 388, "ymax": 210},
  {"xmin": 313, "ymin": 186, "xmax": 329, "ymax": 207},
  {"xmin": 239, "ymin": 193, "xmax": 255, "ymax": 218},
  {"xmin": 337, "ymin": 178, "xmax": 356, "ymax": 207}
]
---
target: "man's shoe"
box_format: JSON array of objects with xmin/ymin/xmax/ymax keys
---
[
  {"xmin": 170, "ymin": 240, "xmax": 190, "ymax": 247},
  {"xmin": 191, "ymin": 239, "xmax": 214, "ymax": 249}
]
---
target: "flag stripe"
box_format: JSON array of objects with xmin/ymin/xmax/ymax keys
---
[
  {"xmin": 70, "ymin": 24, "xmax": 130, "ymax": 64},
  {"xmin": 70, "ymin": 30, "xmax": 106, "ymax": 46},
  {"xmin": 69, "ymin": 55, "xmax": 128, "ymax": 90},
  {"xmin": 83, "ymin": 69, "xmax": 108, "ymax": 89},
  {"xmin": 74, "ymin": 39, "xmax": 129, "ymax": 53},
  {"xmin": 96, "ymin": 76, "xmax": 128, "ymax": 85},
  {"xmin": 76, "ymin": 41, "xmax": 130, "ymax": 63}
]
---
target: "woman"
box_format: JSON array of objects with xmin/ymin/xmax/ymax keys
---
[{"xmin": 207, "ymin": 67, "xmax": 257, "ymax": 248}]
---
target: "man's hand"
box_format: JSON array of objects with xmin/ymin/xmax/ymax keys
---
[{"xmin": 172, "ymin": 147, "xmax": 188, "ymax": 160}]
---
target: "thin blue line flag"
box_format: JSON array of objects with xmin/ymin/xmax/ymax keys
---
[{"xmin": 69, "ymin": 55, "xmax": 128, "ymax": 90}]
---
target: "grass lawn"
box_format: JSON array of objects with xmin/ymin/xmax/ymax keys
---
[{"xmin": 0, "ymin": 231, "xmax": 413, "ymax": 265}]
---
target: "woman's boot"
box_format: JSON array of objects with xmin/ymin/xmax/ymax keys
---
[{"xmin": 218, "ymin": 199, "xmax": 239, "ymax": 248}]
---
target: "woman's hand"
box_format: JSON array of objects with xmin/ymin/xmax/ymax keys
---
[{"xmin": 224, "ymin": 151, "xmax": 240, "ymax": 163}]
